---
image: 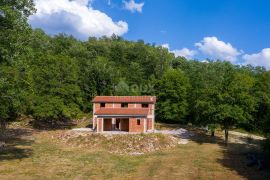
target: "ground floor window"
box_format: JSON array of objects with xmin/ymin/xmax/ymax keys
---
[{"xmin": 137, "ymin": 119, "xmax": 140, "ymax": 125}]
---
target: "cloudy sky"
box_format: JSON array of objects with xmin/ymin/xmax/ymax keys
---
[{"xmin": 29, "ymin": 0, "xmax": 270, "ymax": 69}]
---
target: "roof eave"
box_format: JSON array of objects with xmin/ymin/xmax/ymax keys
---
[{"xmin": 95, "ymin": 114, "xmax": 147, "ymax": 117}]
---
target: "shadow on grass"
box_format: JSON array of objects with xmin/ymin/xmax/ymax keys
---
[
  {"xmin": 31, "ymin": 119, "xmax": 77, "ymax": 130},
  {"xmin": 0, "ymin": 128, "xmax": 34, "ymax": 161},
  {"xmin": 217, "ymin": 143, "xmax": 270, "ymax": 180},
  {"xmin": 157, "ymin": 122, "xmax": 270, "ymax": 179},
  {"xmin": 189, "ymin": 127, "xmax": 270, "ymax": 179}
]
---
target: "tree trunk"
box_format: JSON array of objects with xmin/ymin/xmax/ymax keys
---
[
  {"xmin": 211, "ymin": 130, "xmax": 215, "ymax": 137},
  {"xmin": 0, "ymin": 119, "xmax": 7, "ymax": 140},
  {"xmin": 224, "ymin": 128, "xmax": 229, "ymax": 146}
]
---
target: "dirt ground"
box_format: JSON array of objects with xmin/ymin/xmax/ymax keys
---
[{"xmin": 0, "ymin": 124, "xmax": 270, "ymax": 180}]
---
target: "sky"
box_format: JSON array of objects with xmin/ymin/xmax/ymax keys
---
[{"xmin": 28, "ymin": 0, "xmax": 270, "ymax": 69}]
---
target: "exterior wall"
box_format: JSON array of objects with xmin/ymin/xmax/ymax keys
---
[
  {"xmin": 114, "ymin": 103, "xmax": 121, "ymax": 108},
  {"xmin": 93, "ymin": 101, "xmax": 156, "ymax": 132},
  {"xmin": 93, "ymin": 117, "xmax": 96, "ymax": 129},
  {"xmin": 94, "ymin": 103, "xmax": 101, "ymax": 112},
  {"xmin": 151, "ymin": 104, "xmax": 155, "ymax": 130},
  {"xmin": 97, "ymin": 118, "xmax": 103, "ymax": 132},
  {"xmin": 148, "ymin": 104, "xmax": 154, "ymax": 115},
  {"xmin": 105, "ymin": 103, "xmax": 113, "ymax": 108},
  {"xmin": 94, "ymin": 103, "xmax": 153, "ymax": 110},
  {"xmin": 129, "ymin": 118, "xmax": 145, "ymax": 132},
  {"xmin": 128, "ymin": 103, "xmax": 135, "ymax": 108},
  {"xmin": 147, "ymin": 118, "xmax": 153, "ymax": 130}
]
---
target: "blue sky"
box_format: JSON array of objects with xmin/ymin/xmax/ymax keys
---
[{"xmin": 29, "ymin": 0, "xmax": 270, "ymax": 69}]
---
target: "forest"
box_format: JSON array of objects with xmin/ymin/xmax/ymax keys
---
[{"xmin": 0, "ymin": 0, "xmax": 270, "ymax": 146}]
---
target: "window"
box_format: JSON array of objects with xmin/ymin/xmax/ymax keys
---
[
  {"xmin": 142, "ymin": 103, "xmax": 149, "ymax": 108},
  {"xmin": 137, "ymin": 119, "xmax": 140, "ymax": 125},
  {"xmin": 100, "ymin": 103, "xmax": 105, "ymax": 108},
  {"xmin": 121, "ymin": 103, "xmax": 128, "ymax": 108}
]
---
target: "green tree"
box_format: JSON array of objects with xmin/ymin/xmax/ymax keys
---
[
  {"xmin": 30, "ymin": 55, "xmax": 82, "ymax": 125},
  {"xmin": 254, "ymin": 71, "xmax": 270, "ymax": 138},
  {"xmin": 0, "ymin": 0, "xmax": 35, "ymax": 63},
  {"xmin": 155, "ymin": 69, "xmax": 190, "ymax": 123},
  {"xmin": 0, "ymin": 66, "xmax": 22, "ymax": 137},
  {"xmin": 195, "ymin": 63, "xmax": 256, "ymax": 144}
]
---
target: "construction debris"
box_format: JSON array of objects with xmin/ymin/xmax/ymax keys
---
[{"xmin": 54, "ymin": 128, "xmax": 192, "ymax": 155}]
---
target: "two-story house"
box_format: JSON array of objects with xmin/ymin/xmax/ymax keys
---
[{"xmin": 92, "ymin": 96, "xmax": 156, "ymax": 133}]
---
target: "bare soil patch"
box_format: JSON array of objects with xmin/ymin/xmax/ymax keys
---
[{"xmin": 53, "ymin": 130, "xmax": 183, "ymax": 155}]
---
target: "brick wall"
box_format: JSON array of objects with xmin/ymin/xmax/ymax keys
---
[
  {"xmin": 94, "ymin": 103, "xmax": 100, "ymax": 112},
  {"xmin": 114, "ymin": 103, "xmax": 121, "ymax": 108},
  {"xmin": 97, "ymin": 118, "xmax": 103, "ymax": 132},
  {"xmin": 129, "ymin": 118, "xmax": 145, "ymax": 132},
  {"xmin": 147, "ymin": 118, "xmax": 153, "ymax": 130},
  {"xmin": 106, "ymin": 103, "xmax": 113, "ymax": 108}
]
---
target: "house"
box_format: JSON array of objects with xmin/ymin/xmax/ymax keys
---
[{"xmin": 92, "ymin": 96, "xmax": 156, "ymax": 133}]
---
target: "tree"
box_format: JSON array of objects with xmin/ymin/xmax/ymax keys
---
[
  {"xmin": 155, "ymin": 69, "xmax": 190, "ymax": 123},
  {"xmin": 198, "ymin": 63, "xmax": 256, "ymax": 144},
  {"xmin": 0, "ymin": 66, "xmax": 21, "ymax": 137},
  {"xmin": 0, "ymin": 0, "xmax": 35, "ymax": 64},
  {"xmin": 30, "ymin": 54, "xmax": 82, "ymax": 125},
  {"xmin": 254, "ymin": 71, "xmax": 270, "ymax": 138}
]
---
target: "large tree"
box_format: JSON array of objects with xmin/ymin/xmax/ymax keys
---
[
  {"xmin": 155, "ymin": 69, "xmax": 190, "ymax": 123},
  {"xmin": 194, "ymin": 63, "xmax": 256, "ymax": 144},
  {"xmin": 30, "ymin": 54, "xmax": 82, "ymax": 125},
  {"xmin": 0, "ymin": 0, "xmax": 35, "ymax": 63},
  {"xmin": 0, "ymin": 0, "xmax": 35, "ymax": 135},
  {"xmin": 253, "ymin": 71, "xmax": 270, "ymax": 138}
]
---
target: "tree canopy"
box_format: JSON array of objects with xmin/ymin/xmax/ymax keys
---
[{"xmin": 0, "ymin": 1, "xmax": 270, "ymax": 145}]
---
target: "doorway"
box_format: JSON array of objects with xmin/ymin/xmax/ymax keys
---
[
  {"xmin": 115, "ymin": 118, "xmax": 129, "ymax": 132},
  {"xmin": 103, "ymin": 118, "xmax": 112, "ymax": 131}
]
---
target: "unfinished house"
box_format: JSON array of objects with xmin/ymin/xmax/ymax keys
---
[{"xmin": 92, "ymin": 96, "xmax": 156, "ymax": 133}]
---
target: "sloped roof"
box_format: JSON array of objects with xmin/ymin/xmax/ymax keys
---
[
  {"xmin": 92, "ymin": 96, "xmax": 156, "ymax": 103},
  {"xmin": 94, "ymin": 108, "xmax": 149, "ymax": 116}
]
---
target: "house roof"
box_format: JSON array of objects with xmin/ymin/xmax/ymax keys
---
[
  {"xmin": 94, "ymin": 108, "xmax": 149, "ymax": 116},
  {"xmin": 92, "ymin": 96, "xmax": 156, "ymax": 103}
]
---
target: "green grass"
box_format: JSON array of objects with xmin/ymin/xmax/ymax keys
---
[
  {"xmin": 232, "ymin": 128, "xmax": 264, "ymax": 137},
  {"xmin": 0, "ymin": 127, "xmax": 269, "ymax": 180}
]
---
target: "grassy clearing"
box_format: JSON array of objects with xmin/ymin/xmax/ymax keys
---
[{"xmin": 0, "ymin": 125, "xmax": 269, "ymax": 179}]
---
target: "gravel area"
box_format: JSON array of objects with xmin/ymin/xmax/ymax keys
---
[
  {"xmin": 230, "ymin": 131, "xmax": 265, "ymax": 140},
  {"xmin": 153, "ymin": 128, "xmax": 194, "ymax": 144},
  {"xmin": 71, "ymin": 128, "xmax": 93, "ymax": 132},
  {"xmin": 71, "ymin": 128, "xmax": 193, "ymax": 145}
]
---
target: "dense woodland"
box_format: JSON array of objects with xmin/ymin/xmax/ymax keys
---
[{"xmin": 1, "ymin": 1, "xmax": 270, "ymax": 145}]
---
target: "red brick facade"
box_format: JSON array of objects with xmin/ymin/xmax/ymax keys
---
[
  {"xmin": 128, "ymin": 118, "xmax": 145, "ymax": 132},
  {"xmin": 92, "ymin": 96, "xmax": 156, "ymax": 133}
]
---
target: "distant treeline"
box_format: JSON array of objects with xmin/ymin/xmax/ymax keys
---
[{"xmin": 0, "ymin": 1, "xmax": 269, "ymax": 144}]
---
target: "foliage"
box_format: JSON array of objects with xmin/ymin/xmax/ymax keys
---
[
  {"xmin": 0, "ymin": 1, "xmax": 270, "ymax": 147},
  {"xmin": 253, "ymin": 71, "xmax": 270, "ymax": 138},
  {"xmin": 0, "ymin": 66, "xmax": 21, "ymax": 135},
  {"xmin": 155, "ymin": 69, "xmax": 190, "ymax": 123},
  {"xmin": 0, "ymin": 0, "xmax": 35, "ymax": 64},
  {"xmin": 30, "ymin": 55, "xmax": 81, "ymax": 122}
]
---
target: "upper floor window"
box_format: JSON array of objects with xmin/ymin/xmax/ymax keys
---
[
  {"xmin": 100, "ymin": 103, "xmax": 105, "ymax": 108},
  {"xmin": 121, "ymin": 103, "xmax": 128, "ymax": 108},
  {"xmin": 142, "ymin": 103, "xmax": 149, "ymax": 108}
]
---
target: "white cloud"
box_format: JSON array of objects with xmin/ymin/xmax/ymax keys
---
[
  {"xmin": 123, "ymin": 0, "xmax": 144, "ymax": 13},
  {"xmin": 195, "ymin": 37, "xmax": 242, "ymax": 62},
  {"xmin": 29, "ymin": 0, "xmax": 128, "ymax": 40},
  {"xmin": 161, "ymin": 43, "xmax": 197, "ymax": 59},
  {"xmin": 242, "ymin": 48, "xmax": 270, "ymax": 69},
  {"xmin": 161, "ymin": 43, "xmax": 170, "ymax": 49},
  {"xmin": 172, "ymin": 48, "xmax": 197, "ymax": 59}
]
